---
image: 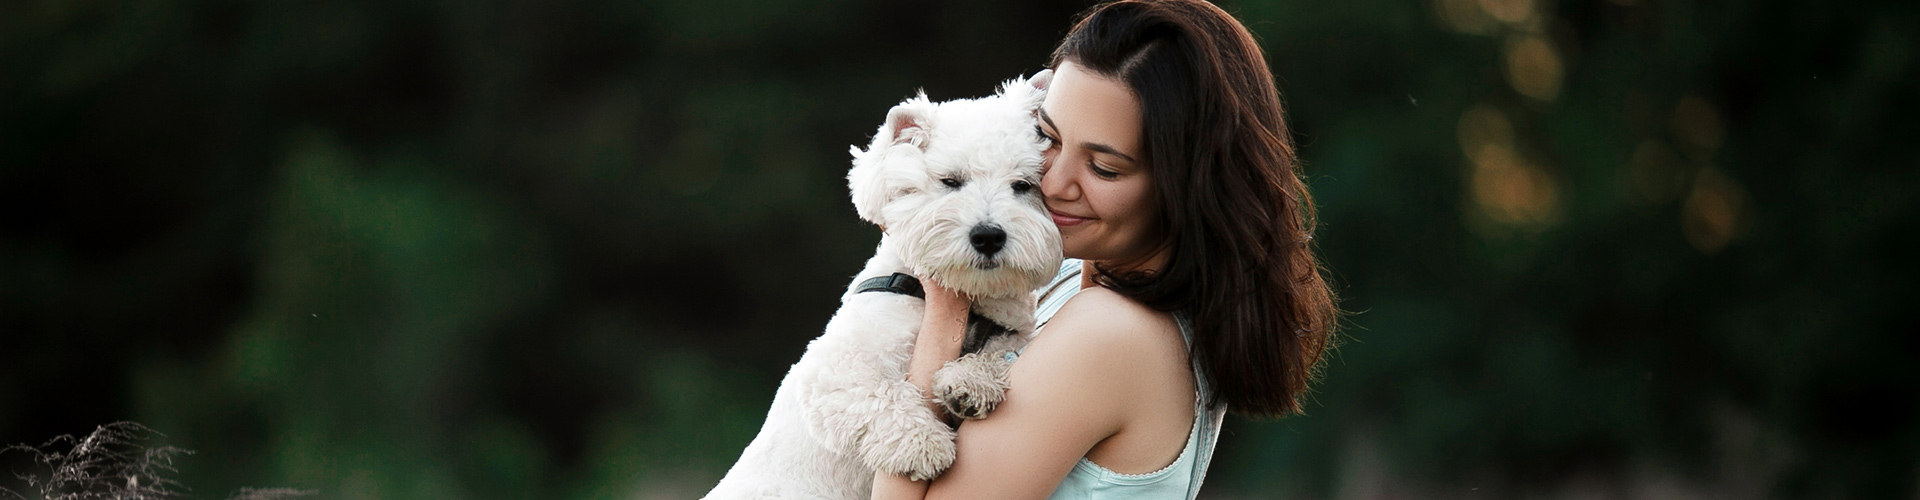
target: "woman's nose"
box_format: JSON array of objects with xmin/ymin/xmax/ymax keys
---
[{"xmin": 1040, "ymin": 153, "xmax": 1079, "ymax": 200}]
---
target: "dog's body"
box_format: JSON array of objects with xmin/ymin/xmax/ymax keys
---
[{"xmin": 704, "ymin": 72, "xmax": 1059, "ymax": 499}]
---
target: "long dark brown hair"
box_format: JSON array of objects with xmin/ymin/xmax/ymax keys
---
[{"xmin": 1052, "ymin": 0, "xmax": 1338, "ymax": 417}]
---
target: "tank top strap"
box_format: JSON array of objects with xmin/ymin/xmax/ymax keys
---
[
  {"xmin": 1032, "ymin": 259, "xmax": 1085, "ymax": 332},
  {"xmin": 1174, "ymin": 312, "xmax": 1228, "ymax": 500}
]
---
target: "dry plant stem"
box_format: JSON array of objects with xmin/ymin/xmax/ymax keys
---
[
  {"xmin": 1, "ymin": 422, "xmax": 188, "ymax": 500},
  {"xmin": 2, "ymin": 422, "xmax": 316, "ymax": 500}
]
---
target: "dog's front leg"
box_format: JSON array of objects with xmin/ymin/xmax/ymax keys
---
[
  {"xmin": 930, "ymin": 334, "xmax": 1024, "ymax": 419},
  {"xmin": 806, "ymin": 357, "xmax": 957, "ymax": 481},
  {"xmin": 799, "ymin": 312, "xmax": 959, "ymax": 482},
  {"xmin": 854, "ymin": 377, "xmax": 959, "ymax": 481}
]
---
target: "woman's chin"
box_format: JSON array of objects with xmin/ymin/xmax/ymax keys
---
[{"xmin": 1057, "ymin": 239, "xmax": 1094, "ymax": 261}]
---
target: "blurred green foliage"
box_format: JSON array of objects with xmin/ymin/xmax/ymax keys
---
[{"xmin": 2, "ymin": 0, "xmax": 1914, "ymax": 498}]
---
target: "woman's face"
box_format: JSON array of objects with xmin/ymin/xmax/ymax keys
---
[{"xmin": 1038, "ymin": 61, "xmax": 1165, "ymax": 268}]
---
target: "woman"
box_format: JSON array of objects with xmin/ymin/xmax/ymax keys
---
[{"xmin": 876, "ymin": 0, "xmax": 1337, "ymax": 498}]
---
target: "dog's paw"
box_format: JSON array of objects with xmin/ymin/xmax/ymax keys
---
[
  {"xmin": 860, "ymin": 380, "xmax": 958, "ymax": 481},
  {"xmin": 932, "ymin": 353, "xmax": 1012, "ymax": 420}
]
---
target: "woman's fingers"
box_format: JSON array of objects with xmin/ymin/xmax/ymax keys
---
[{"xmin": 919, "ymin": 276, "xmax": 971, "ymax": 320}]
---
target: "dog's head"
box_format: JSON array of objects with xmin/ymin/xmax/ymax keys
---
[{"xmin": 848, "ymin": 71, "xmax": 1060, "ymax": 299}]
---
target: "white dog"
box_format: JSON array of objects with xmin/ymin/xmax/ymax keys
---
[{"xmin": 703, "ymin": 71, "xmax": 1060, "ymax": 499}]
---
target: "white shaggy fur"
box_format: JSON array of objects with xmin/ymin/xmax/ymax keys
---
[{"xmin": 703, "ymin": 71, "xmax": 1060, "ymax": 499}]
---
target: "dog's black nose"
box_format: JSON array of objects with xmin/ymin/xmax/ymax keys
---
[{"xmin": 970, "ymin": 225, "xmax": 1007, "ymax": 256}]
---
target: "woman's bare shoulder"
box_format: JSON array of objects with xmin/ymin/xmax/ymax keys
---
[
  {"xmin": 1024, "ymin": 287, "xmax": 1184, "ymax": 377},
  {"xmin": 1049, "ymin": 287, "xmax": 1177, "ymax": 339}
]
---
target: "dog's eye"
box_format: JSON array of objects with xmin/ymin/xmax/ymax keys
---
[
  {"xmin": 941, "ymin": 178, "xmax": 962, "ymax": 188},
  {"xmin": 1011, "ymin": 180, "xmax": 1034, "ymax": 193}
]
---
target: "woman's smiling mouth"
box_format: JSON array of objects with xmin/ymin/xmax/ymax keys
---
[{"xmin": 1048, "ymin": 207, "xmax": 1093, "ymax": 227}]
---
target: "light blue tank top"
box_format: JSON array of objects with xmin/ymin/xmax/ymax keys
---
[{"xmin": 1021, "ymin": 259, "xmax": 1227, "ymax": 500}]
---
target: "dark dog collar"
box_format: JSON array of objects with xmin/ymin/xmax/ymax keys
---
[{"xmin": 856, "ymin": 273, "xmax": 924, "ymax": 299}]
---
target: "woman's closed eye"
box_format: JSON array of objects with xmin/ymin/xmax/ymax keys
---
[
  {"xmin": 1036, "ymin": 124, "xmax": 1118, "ymax": 179},
  {"xmin": 1088, "ymin": 160, "xmax": 1119, "ymax": 179}
]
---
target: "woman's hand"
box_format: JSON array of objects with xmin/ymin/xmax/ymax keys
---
[{"xmin": 873, "ymin": 277, "xmax": 971, "ymax": 499}]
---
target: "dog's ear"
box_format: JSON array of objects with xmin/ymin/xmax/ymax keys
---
[
  {"xmin": 998, "ymin": 70, "xmax": 1051, "ymax": 111},
  {"xmin": 880, "ymin": 92, "xmax": 934, "ymax": 150},
  {"xmin": 848, "ymin": 95, "xmax": 935, "ymax": 225},
  {"xmin": 1028, "ymin": 69, "xmax": 1053, "ymax": 91},
  {"xmin": 847, "ymin": 145, "xmax": 891, "ymax": 226}
]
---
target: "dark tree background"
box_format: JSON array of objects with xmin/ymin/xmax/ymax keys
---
[{"xmin": 3, "ymin": 0, "xmax": 1914, "ymax": 498}]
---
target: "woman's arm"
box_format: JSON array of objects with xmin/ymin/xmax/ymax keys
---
[
  {"xmin": 873, "ymin": 279, "xmax": 972, "ymax": 499},
  {"xmin": 877, "ymin": 288, "xmax": 1178, "ymax": 500},
  {"xmin": 909, "ymin": 279, "xmax": 971, "ymax": 417}
]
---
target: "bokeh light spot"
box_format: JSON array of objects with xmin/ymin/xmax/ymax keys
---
[
  {"xmin": 1682, "ymin": 167, "xmax": 1747, "ymax": 254},
  {"xmin": 1469, "ymin": 143, "xmax": 1560, "ymax": 227},
  {"xmin": 1476, "ymin": 0, "xmax": 1535, "ymax": 25},
  {"xmin": 1433, "ymin": 0, "xmax": 1499, "ymax": 34},
  {"xmin": 1505, "ymin": 35, "xmax": 1564, "ymax": 101},
  {"xmin": 1671, "ymin": 96, "xmax": 1727, "ymax": 159},
  {"xmin": 1457, "ymin": 103, "xmax": 1515, "ymax": 159},
  {"xmin": 1459, "ymin": 104, "xmax": 1559, "ymax": 229}
]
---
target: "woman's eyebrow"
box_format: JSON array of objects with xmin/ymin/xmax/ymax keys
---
[
  {"xmin": 1085, "ymin": 143, "xmax": 1137, "ymax": 164},
  {"xmin": 1039, "ymin": 107, "xmax": 1139, "ymax": 164},
  {"xmin": 1039, "ymin": 107, "xmax": 1060, "ymax": 133}
]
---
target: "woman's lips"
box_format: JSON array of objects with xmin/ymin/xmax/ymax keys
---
[{"xmin": 1049, "ymin": 208, "xmax": 1093, "ymax": 227}]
